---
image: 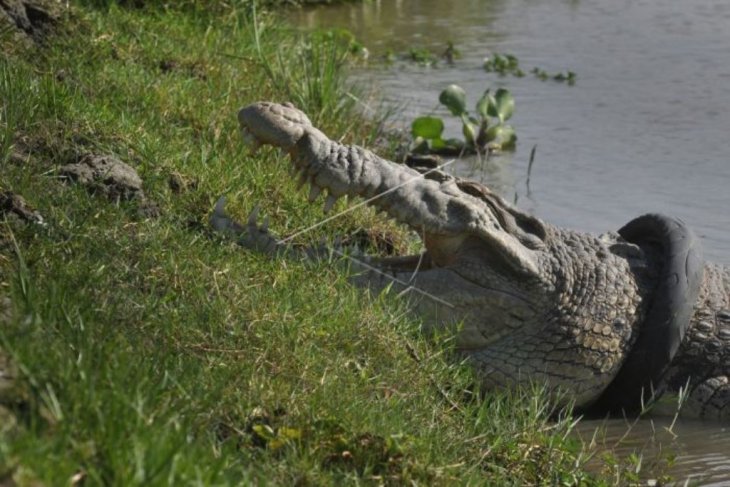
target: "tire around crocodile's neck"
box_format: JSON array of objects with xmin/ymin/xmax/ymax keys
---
[{"xmin": 587, "ymin": 213, "xmax": 704, "ymax": 415}]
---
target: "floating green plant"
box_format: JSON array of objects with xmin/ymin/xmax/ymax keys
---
[
  {"xmin": 381, "ymin": 43, "xmax": 461, "ymax": 67},
  {"xmin": 442, "ymin": 41, "xmax": 461, "ymax": 65},
  {"xmin": 310, "ymin": 27, "xmax": 369, "ymax": 60},
  {"xmin": 484, "ymin": 53, "xmax": 576, "ymax": 85},
  {"xmin": 483, "ymin": 53, "xmax": 524, "ymax": 77},
  {"xmin": 411, "ymin": 84, "xmax": 516, "ymax": 155},
  {"xmin": 407, "ymin": 47, "xmax": 438, "ymax": 66},
  {"xmin": 532, "ymin": 67, "xmax": 577, "ymax": 85}
]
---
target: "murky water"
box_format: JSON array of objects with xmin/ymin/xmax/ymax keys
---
[
  {"xmin": 574, "ymin": 418, "xmax": 730, "ymax": 484},
  {"xmin": 289, "ymin": 0, "xmax": 730, "ymax": 482},
  {"xmin": 289, "ymin": 0, "xmax": 730, "ymax": 262}
]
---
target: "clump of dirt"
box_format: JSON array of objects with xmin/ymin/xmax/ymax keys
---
[
  {"xmin": 0, "ymin": 0, "xmax": 63, "ymax": 44},
  {"xmin": 60, "ymin": 153, "xmax": 143, "ymax": 201},
  {"xmin": 60, "ymin": 154, "xmax": 160, "ymax": 216},
  {"xmin": 0, "ymin": 191, "xmax": 44, "ymax": 226}
]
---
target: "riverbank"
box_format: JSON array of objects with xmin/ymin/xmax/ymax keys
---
[{"xmin": 0, "ymin": 2, "xmax": 649, "ymax": 484}]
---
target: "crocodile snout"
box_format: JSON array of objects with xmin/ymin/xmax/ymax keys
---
[{"xmin": 238, "ymin": 101, "xmax": 318, "ymax": 153}]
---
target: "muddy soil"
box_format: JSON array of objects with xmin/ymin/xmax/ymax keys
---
[{"xmin": 1, "ymin": 0, "xmax": 63, "ymax": 44}]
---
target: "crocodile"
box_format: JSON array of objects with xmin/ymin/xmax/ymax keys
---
[{"xmin": 212, "ymin": 101, "xmax": 730, "ymax": 420}]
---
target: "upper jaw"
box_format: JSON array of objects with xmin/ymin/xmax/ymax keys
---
[
  {"xmin": 238, "ymin": 102, "xmax": 326, "ymax": 153},
  {"xmin": 237, "ymin": 101, "xmax": 546, "ymax": 277}
]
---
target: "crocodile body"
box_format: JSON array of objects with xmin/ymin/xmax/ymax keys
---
[{"xmin": 213, "ymin": 101, "xmax": 730, "ymax": 420}]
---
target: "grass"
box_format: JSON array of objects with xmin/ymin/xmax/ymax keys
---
[{"xmin": 0, "ymin": 2, "xmax": 656, "ymax": 485}]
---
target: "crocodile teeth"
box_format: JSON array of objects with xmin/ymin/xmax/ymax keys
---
[
  {"xmin": 323, "ymin": 194, "xmax": 338, "ymax": 214},
  {"xmin": 214, "ymin": 196, "xmax": 227, "ymax": 214},
  {"xmin": 247, "ymin": 204, "xmax": 261, "ymax": 226},
  {"xmin": 308, "ymin": 184, "xmax": 322, "ymax": 202},
  {"xmin": 210, "ymin": 196, "xmax": 232, "ymax": 234}
]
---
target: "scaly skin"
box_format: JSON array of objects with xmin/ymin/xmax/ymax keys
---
[{"xmin": 212, "ymin": 101, "xmax": 730, "ymax": 419}]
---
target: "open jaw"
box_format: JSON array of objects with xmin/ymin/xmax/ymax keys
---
[
  {"xmin": 236, "ymin": 101, "xmax": 548, "ymax": 279},
  {"xmin": 228, "ymin": 102, "xmax": 548, "ymax": 348}
]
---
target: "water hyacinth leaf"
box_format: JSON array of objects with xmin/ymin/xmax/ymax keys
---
[
  {"xmin": 485, "ymin": 124, "xmax": 498, "ymax": 142},
  {"xmin": 444, "ymin": 138, "xmax": 465, "ymax": 150},
  {"xmin": 460, "ymin": 114, "xmax": 477, "ymax": 146},
  {"xmin": 463, "ymin": 124, "xmax": 477, "ymax": 146},
  {"xmin": 493, "ymin": 88, "xmax": 514, "ymax": 122},
  {"xmin": 476, "ymin": 90, "xmax": 491, "ymax": 119},
  {"xmin": 439, "ymin": 84, "xmax": 467, "ymax": 116},
  {"xmin": 486, "ymin": 123, "xmax": 517, "ymax": 149},
  {"xmin": 429, "ymin": 137, "xmax": 448, "ymax": 150},
  {"xmin": 500, "ymin": 125, "xmax": 517, "ymax": 149},
  {"xmin": 411, "ymin": 116, "xmax": 444, "ymax": 140},
  {"xmin": 485, "ymin": 93, "xmax": 499, "ymax": 118}
]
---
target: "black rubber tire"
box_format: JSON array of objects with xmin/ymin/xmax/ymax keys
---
[{"xmin": 589, "ymin": 213, "xmax": 704, "ymax": 414}]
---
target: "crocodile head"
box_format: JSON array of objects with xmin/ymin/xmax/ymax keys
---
[
  {"xmin": 237, "ymin": 102, "xmax": 648, "ymax": 405},
  {"xmin": 239, "ymin": 102, "xmax": 554, "ymax": 333}
]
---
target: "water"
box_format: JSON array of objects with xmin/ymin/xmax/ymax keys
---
[
  {"xmin": 574, "ymin": 418, "xmax": 730, "ymax": 484},
  {"xmin": 289, "ymin": 0, "xmax": 730, "ymax": 262},
  {"xmin": 288, "ymin": 0, "xmax": 730, "ymax": 483}
]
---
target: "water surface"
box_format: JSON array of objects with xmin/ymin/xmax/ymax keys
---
[
  {"xmin": 290, "ymin": 0, "xmax": 730, "ymax": 261},
  {"xmin": 574, "ymin": 417, "xmax": 730, "ymax": 484}
]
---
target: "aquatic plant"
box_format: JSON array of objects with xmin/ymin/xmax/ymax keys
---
[
  {"xmin": 310, "ymin": 28, "xmax": 369, "ymax": 60},
  {"xmin": 532, "ymin": 67, "xmax": 576, "ymax": 85},
  {"xmin": 442, "ymin": 41, "xmax": 461, "ymax": 65},
  {"xmin": 407, "ymin": 47, "xmax": 438, "ymax": 66},
  {"xmin": 411, "ymin": 84, "xmax": 516, "ymax": 155},
  {"xmin": 484, "ymin": 53, "xmax": 576, "ymax": 85},
  {"xmin": 483, "ymin": 53, "xmax": 524, "ymax": 77},
  {"xmin": 382, "ymin": 42, "xmax": 461, "ymax": 67}
]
